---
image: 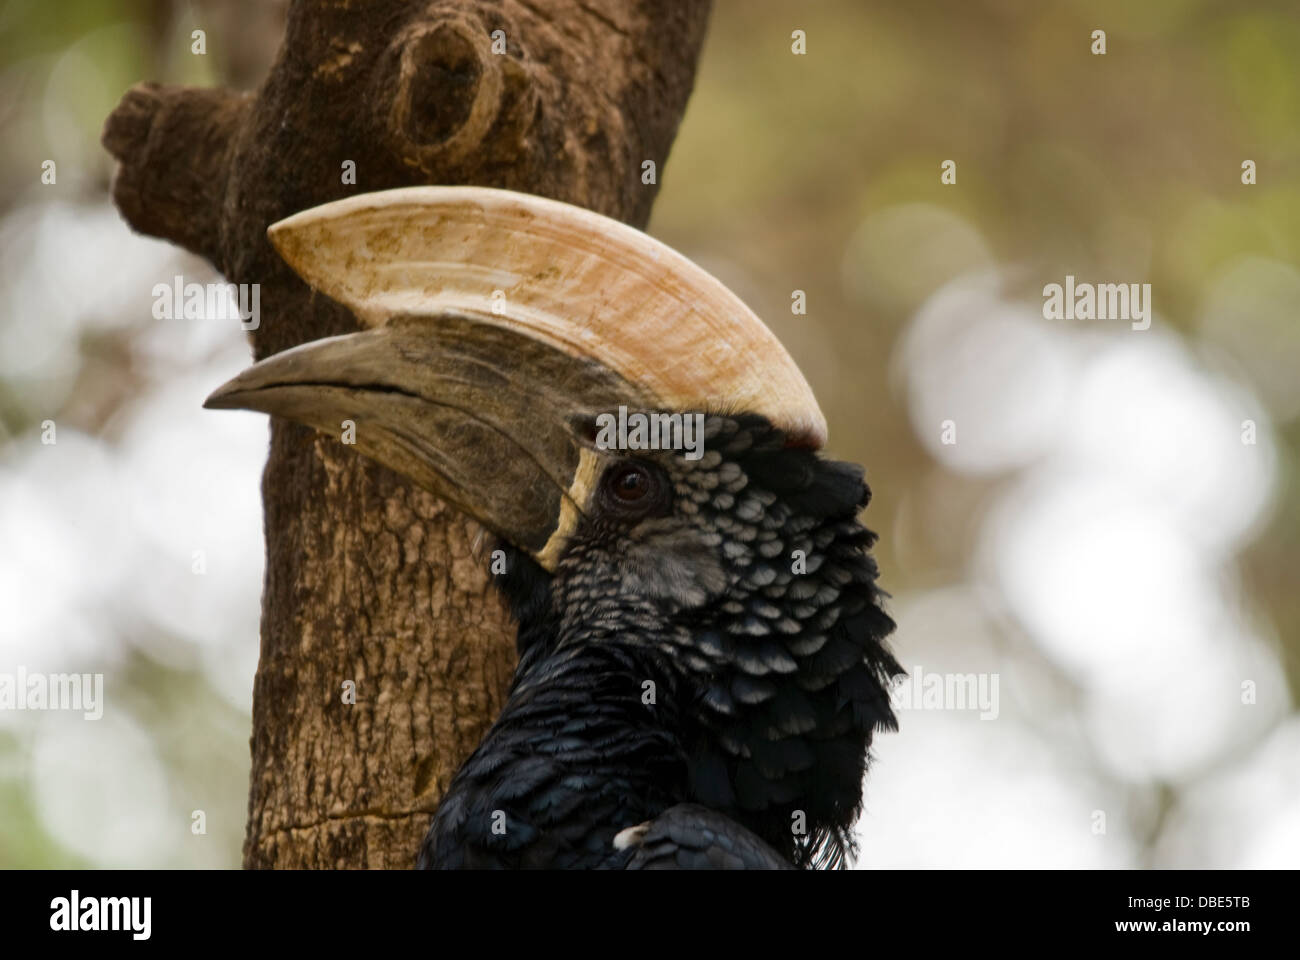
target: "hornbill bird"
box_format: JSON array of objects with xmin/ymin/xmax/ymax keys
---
[{"xmin": 206, "ymin": 187, "xmax": 901, "ymax": 869}]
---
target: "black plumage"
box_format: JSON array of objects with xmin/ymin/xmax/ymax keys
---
[{"xmin": 418, "ymin": 413, "xmax": 900, "ymax": 870}]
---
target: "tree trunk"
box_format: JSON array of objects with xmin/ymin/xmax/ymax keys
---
[{"xmin": 102, "ymin": 0, "xmax": 712, "ymax": 868}]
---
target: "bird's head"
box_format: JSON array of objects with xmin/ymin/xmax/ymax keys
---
[{"xmin": 207, "ymin": 187, "xmax": 899, "ymax": 866}]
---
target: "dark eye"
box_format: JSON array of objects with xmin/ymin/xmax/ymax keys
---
[
  {"xmin": 599, "ymin": 461, "xmax": 667, "ymax": 516},
  {"xmin": 611, "ymin": 463, "xmax": 647, "ymax": 502}
]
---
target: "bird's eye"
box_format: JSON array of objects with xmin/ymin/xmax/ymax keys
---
[
  {"xmin": 599, "ymin": 461, "xmax": 667, "ymax": 517},
  {"xmin": 613, "ymin": 465, "xmax": 648, "ymax": 500}
]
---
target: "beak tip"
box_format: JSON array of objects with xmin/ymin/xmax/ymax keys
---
[{"xmin": 203, "ymin": 381, "xmax": 246, "ymax": 411}]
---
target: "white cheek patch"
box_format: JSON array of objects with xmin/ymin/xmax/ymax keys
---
[{"xmin": 620, "ymin": 525, "xmax": 728, "ymax": 607}]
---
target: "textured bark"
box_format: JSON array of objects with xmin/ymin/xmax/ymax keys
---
[{"xmin": 102, "ymin": 0, "xmax": 712, "ymax": 868}]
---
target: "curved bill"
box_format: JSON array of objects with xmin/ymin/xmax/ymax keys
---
[
  {"xmin": 206, "ymin": 311, "xmax": 650, "ymax": 568},
  {"xmin": 206, "ymin": 186, "xmax": 827, "ymax": 569}
]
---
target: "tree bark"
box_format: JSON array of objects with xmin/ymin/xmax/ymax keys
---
[{"xmin": 102, "ymin": 0, "xmax": 712, "ymax": 868}]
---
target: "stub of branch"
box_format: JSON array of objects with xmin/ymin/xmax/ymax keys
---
[
  {"xmin": 381, "ymin": 12, "xmax": 537, "ymax": 171},
  {"xmin": 102, "ymin": 83, "xmax": 252, "ymax": 268}
]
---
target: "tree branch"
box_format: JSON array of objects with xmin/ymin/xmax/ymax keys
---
[{"xmin": 102, "ymin": 84, "xmax": 251, "ymax": 266}]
